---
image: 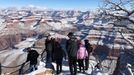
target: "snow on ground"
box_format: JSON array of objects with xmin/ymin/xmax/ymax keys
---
[
  {"xmin": 49, "ymin": 32, "xmax": 68, "ymax": 39},
  {"xmin": 122, "ymin": 33, "xmax": 134, "ymax": 46},
  {"xmin": 98, "ymin": 40, "xmax": 104, "ymax": 45},
  {"xmin": 26, "ymin": 55, "xmax": 109, "ymax": 75},
  {"xmin": 88, "ymin": 30, "xmax": 101, "ymax": 35},
  {"xmin": 47, "ymin": 22, "xmax": 62, "ymax": 30},
  {"xmin": 90, "ymin": 40, "xmax": 99, "ymax": 45},
  {"xmin": 47, "ymin": 21, "xmax": 74, "ymax": 30},
  {"xmin": 125, "ymin": 45, "xmax": 134, "ymax": 49},
  {"xmin": 0, "ymin": 23, "xmax": 6, "ymax": 31}
]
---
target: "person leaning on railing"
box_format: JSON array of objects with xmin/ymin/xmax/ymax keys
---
[{"xmin": 26, "ymin": 47, "xmax": 39, "ymax": 72}]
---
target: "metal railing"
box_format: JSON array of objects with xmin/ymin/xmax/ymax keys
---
[
  {"xmin": 0, "ymin": 48, "xmax": 46, "ymax": 75},
  {"xmin": 0, "ymin": 62, "xmax": 30, "ymax": 75}
]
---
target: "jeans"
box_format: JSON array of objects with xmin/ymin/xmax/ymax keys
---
[
  {"xmin": 56, "ymin": 59, "xmax": 63, "ymax": 74},
  {"xmin": 68, "ymin": 57, "xmax": 77, "ymax": 75},
  {"xmin": 28, "ymin": 64, "xmax": 37, "ymax": 72},
  {"xmin": 46, "ymin": 51, "xmax": 52, "ymax": 63},
  {"xmin": 85, "ymin": 57, "xmax": 89, "ymax": 70},
  {"xmin": 78, "ymin": 59, "xmax": 84, "ymax": 72}
]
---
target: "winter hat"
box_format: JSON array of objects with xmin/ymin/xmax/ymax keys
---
[
  {"xmin": 84, "ymin": 39, "xmax": 89, "ymax": 43},
  {"xmin": 67, "ymin": 32, "xmax": 74, "ymax": 36}
]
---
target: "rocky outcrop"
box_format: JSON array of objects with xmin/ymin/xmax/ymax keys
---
[
  {"xmin": 0, "ymin": 50, "xmax": 27, "ymax": 75},
  {"xmin": 0, "ymin": 34, "xmax": 22, "ymax": 50},
  {"xmin": 0, "ymin": 30, "xmax": 37, "ymax": 51},
  {"xmin": 113, "ymin": 50, "xmax": 134, "ymax": 75}
]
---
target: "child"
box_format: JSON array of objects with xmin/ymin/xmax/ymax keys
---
[{"xmin": 77, "ymin": 40, "xmax": 88, "ymax": 72}]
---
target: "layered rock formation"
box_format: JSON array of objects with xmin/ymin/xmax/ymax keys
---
[{"xmin": 0, "ymin": 7, "xmax": 133, "ymax": 74}]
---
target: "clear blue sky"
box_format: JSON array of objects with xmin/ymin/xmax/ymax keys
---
[{"xmin": 0, "ymin": 0, "xmax": 102, "ymax": 10}]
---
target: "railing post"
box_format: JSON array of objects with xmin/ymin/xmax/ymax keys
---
[
  {"xmin": 19, "ymin": 63, "xmax": 25, "ymax": 75},
  {"xmin": 0, "ymin": 63, "xmax": 1, "ymax": 75}
]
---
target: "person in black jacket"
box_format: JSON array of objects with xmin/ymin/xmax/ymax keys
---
[
  {"xmin": 51, "ymin": 38, "xmax": 55, "ymax": 62},
  {"xmin": 53, "ymin": 38, "xmax": 66, "ymax": 74},
  {"xmin": 66, "ymin": 32, "xmax": 78, "ymax": 75},
  {"xmin": 84, "ymin": 39, "xmax": 93, "ymax": 70},
  {"xmin": 45, "ymin": 35, "xmax": 53, "ymax": 63},
  {"xmin": 26, "ymin": 47, "xmax": 39, "ymax": 72}
]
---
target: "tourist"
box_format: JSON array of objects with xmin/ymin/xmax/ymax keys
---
[
  {"xmin": 84, "ymin": 39, "xmax": 93, "ymax": 70},
  {"xmin": 77, "ymin": 40, "xmax": 88, "ymax": 72},
  {"xmin": 53, "ymin": 38, "xmax": 66, "ymax": 74},
  {"xmin": 45, "ymin": 34, "xmax": 53, "ymax": 63},
  {"xmin": 66, "ymin": 32, "xmax": 78, "ymax": 75},
  {"xmin": 26, "ymin": 47, "xmax": 39, "ymax": 72}
]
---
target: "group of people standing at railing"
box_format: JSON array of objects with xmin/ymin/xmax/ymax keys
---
[
  {"xmin": 45, "ymin": 32, "xmax": 93, "ymax": 75},
  {"xmin": 25, "ymin": 32, "xmax": 93, "ymax": 75}
]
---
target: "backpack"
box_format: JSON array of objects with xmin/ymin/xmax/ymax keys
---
[{"xmin": 77, "ymin": 45, "xmax": 88, "ymax": 59}]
